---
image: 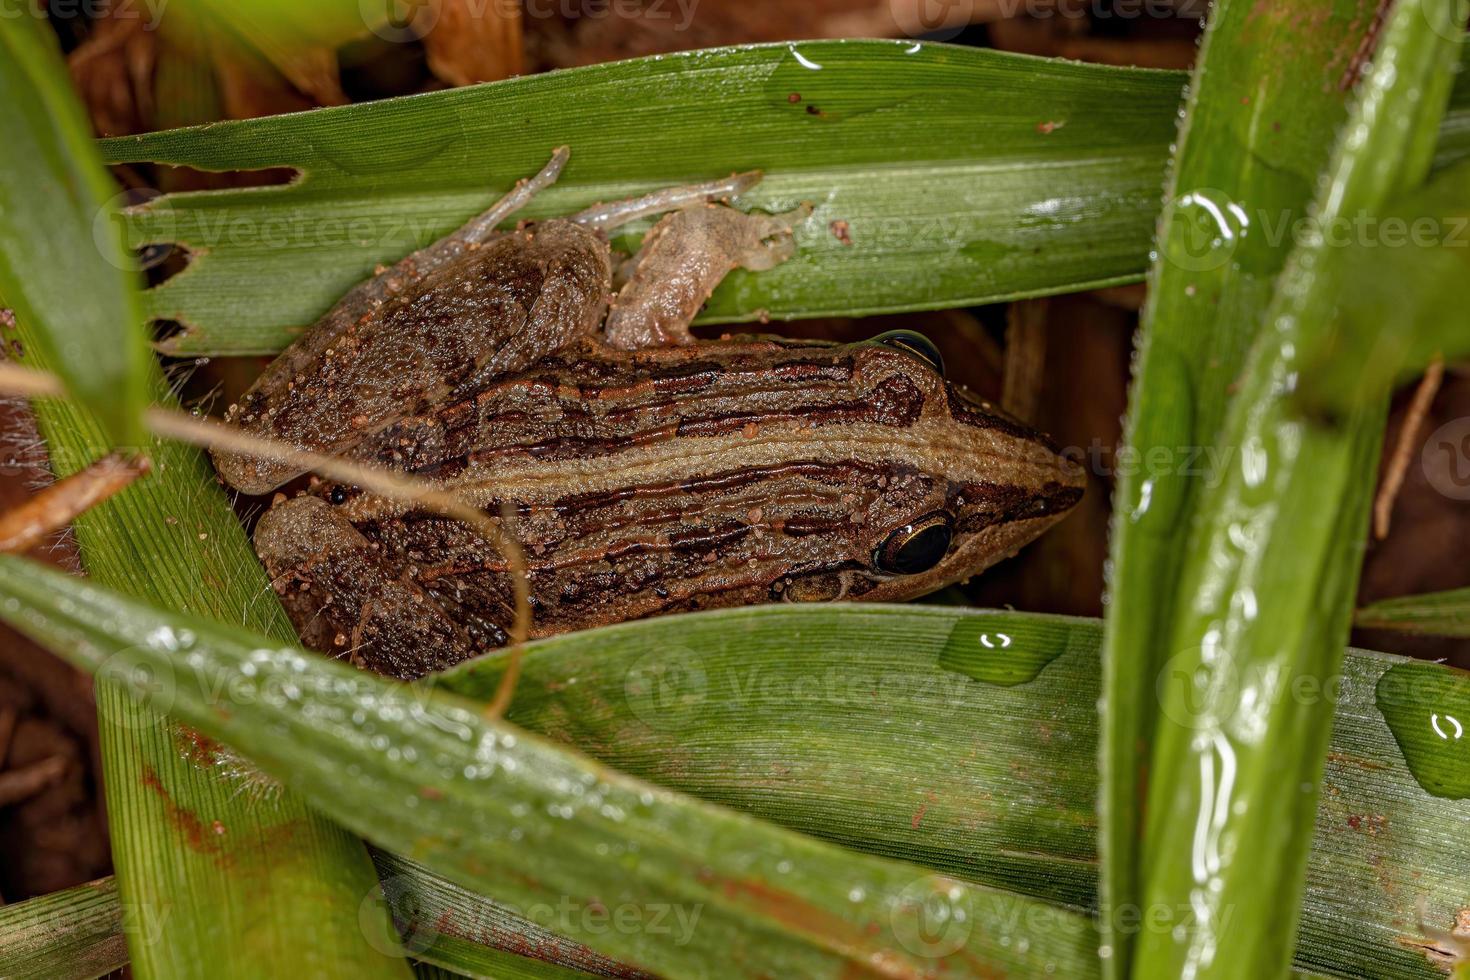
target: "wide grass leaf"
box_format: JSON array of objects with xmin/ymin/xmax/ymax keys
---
[
  {"xmin": 0, "ymin": 877, "xmax": 126, "ymax": 980},
  {"xmin": 97, "ymin": 41, "xmax": 1470, "ymax": 356},
  {"xmin": 0, "ymin": 556, "xmax": 1103, "ymax": 980},
  {"xmin": 0, "ymin": 9, "xmax": 149, "ymax": 443},
  {"xmin": 102, "ymin": 41, "xmax": 1179, "ymax": 354},
  {"xmin": 1131, "ymin": 1, "xmax": 1467, "ymax": 977},
  {"xmin": 1298, "ymin": 157, "xmax": 1470, "ymax": 411},
  {"xmin": 1357, "ymin": 587, "xmax": 1470, "ymax": 636},
  {"xmin": 1096, "ymin": 0, "xmax": 1395, "ymax": 971},
  {"xmin": 4, "ymin": 607, "xmax": 1465, "ymax": 978},
  {"xmin": 0, "ymin": 83, "xmax": 409, "ymax": 980}
]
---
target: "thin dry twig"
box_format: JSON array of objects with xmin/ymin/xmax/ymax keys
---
[
  {"xmin": 1374, "ymin": 356, "xmax": 1444, "ymax": 540},
  {"xmin": 0, "ymin": 451, "xmax": 150, "ymax": 554},
  {"xmin": 1002, "ymin": 298, "xmax": 1049, "ymax": 425},
  {"xmin": 0, "ymin": 362, "xmax": 533, "ymax": 716}
]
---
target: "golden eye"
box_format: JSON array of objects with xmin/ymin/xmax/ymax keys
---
[
  {"xmin": 872, "ymin": 330, "xmax": 944, "ymax": 376},
  {"xmin": 874, "ymin": 511, "xmax": 954, "ymax": 575}
]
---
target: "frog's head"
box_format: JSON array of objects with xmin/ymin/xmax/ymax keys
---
[{"xmin": 753, "ymin": 330, "xmax": 1088, "ymax": 604}]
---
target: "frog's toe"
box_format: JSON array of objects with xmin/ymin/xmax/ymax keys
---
[{"xmin": 255, "ymin": 496, "xmax": 478, "ymax": 679}]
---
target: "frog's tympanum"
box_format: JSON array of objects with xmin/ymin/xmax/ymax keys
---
[{"xmin": 213, "ymin": 149, "xmax": 1085, "ymax": 678}]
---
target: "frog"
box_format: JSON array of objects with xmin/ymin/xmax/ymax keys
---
[{"xmin": 211, "ymin": 148, "xmax": 1085, "ymax": 679}]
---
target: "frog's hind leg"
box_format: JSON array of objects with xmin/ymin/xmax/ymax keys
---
[
  {"xmin": 255, "ymin": 496, "xmax": 480, "ymax": 679},
  {"xmin": 273, "ymin": 147, "xmax": 568, "ymax": 356},
  {"xmin": 215, "ymin": 147, "xmax": 570, "ymax": 493},
  {"xmin": 602, "ymin": 201, "xmax": 812, "ymax": 350}
]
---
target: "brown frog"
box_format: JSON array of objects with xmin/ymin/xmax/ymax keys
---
[{"xmin": 213, "ymin": 149, "xmax": 1085, "ymax": 679}]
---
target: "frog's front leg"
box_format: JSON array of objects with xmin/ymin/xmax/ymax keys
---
[
  {"xmin": 254, "ymin": 495, "xmax": 479, "ymax": 678},
  {"xmin": 600, "ymin": 200, "xmax": 811, "ymax": 349}
]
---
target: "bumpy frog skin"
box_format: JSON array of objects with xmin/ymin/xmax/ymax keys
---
[{"xmin": 213, "ymin": 149, "xmax": 1084, "ymax": 678}]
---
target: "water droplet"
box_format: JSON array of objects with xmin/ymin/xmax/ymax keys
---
[
  {"xmin": 789, "ymin": 46, "xmax": 823, "ymax": 70},
  {"xmin": 939, "ymin": 615, "xmax": 1073, "ymax": 686},
  {"xmin": 1162, "ymin": 188, "xmax": 1249, "ymax": 273},
  {"xmin": 1376, "ymin": 661, "xmax": 1470, "ymax": 798}
]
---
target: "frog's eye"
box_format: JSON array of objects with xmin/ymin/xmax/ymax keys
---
[
  {"xmin": 874, "ymin": 511, "xmax": 954, "ymax": 575},
  {"xmin": 872, "ymin": 330, "xmax": 944, "ymax": 376},
  {"xmin": 328, "ymin": 486, "xmax": 349, "ymax": 505}
]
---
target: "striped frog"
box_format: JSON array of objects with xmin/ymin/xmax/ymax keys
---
[{"xmin": 212, "ymin": 149, "xmax": 1084, "ymax": 678}]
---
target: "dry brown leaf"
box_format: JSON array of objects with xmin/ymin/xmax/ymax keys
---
[
  {"xmin": 421, "ymin": 0, "xmax": 525, "ymax": 85},
  {"xmin": 67, "ymin": 5, "xmax": 157, "ymax": 137}
]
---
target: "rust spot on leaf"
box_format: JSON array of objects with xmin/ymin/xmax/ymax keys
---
[{"xmin": 140, "ymin": 764, "xmax": 228, "ymax": 860}]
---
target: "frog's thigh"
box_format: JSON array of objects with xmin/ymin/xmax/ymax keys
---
[
  {"xmin": 254, "ymin": 496, "xmax": 476, "ymax": 679},
  {"xmin": 603, "ymin": 204, "xmax": 809, "ymax": 350}
]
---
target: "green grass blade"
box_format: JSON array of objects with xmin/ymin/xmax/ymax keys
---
[
  {"xmin": 0, "ymin": 555, "xmax": 1104, "ymax": 979},
  {"xmin": 0, "ymin": 10, "xmax": 406, "ymax": 973},
  {"xmin": 1357, "ymin": 586, "xmax": 1470, "ymax": 635},
  {"xmin": 8, "ymin": 608, "xmax": 1466, "ymax": 978},
  {"xmin": 0, "ymin": 308, "xmax": 410, "ymax": 978},
  {"xmin": 0, "ymin": 8, "xmax": 149, "ymax": 443},
  {"xmin": 434, "ymin": 608, "xmax": 1470, "ymax": 980},
  {"xmin": 368, "ymin": 850, "xmax": 644, "ymax": 980},
  {"xmin": 1096, "ymin": 0, "xmax": 1392, "ymax": 971},
  {"xmin": 1132, "ymin": 0, "xmax": 1467, "ymax": 976},
  {"xmin": 94, "ymin": 41, "xmax": 1470, "ymax": 356},
  {"xmin": 99, "ymin": 42, "xmax": 1176, "ymax": 355},
  {"xmin": 0, "ymin": 246, "xmax": 408, "ymax": 980},
  {"xmin": 1299, "ymin": 157, "xmax": 1470, "ymax": 411},
  {"xmin": 0, "ymin": 877, "xmax": 127, "ymax": 980}
]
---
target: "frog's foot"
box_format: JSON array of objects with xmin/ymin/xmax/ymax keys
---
[
  {"xmin": 451, "ymin": 145, "xmax": 569, "ymax": 245},
  {"xmin": 572, "ymin": 171, "xmax": 763, "ymax": 233},
  {"xmin": 255, "ymin": 495, "xmax": 479, "ymax": 679},
  {"xmin": 603, "ymin": 202, "xmax": 812, "ymax": 349}
]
